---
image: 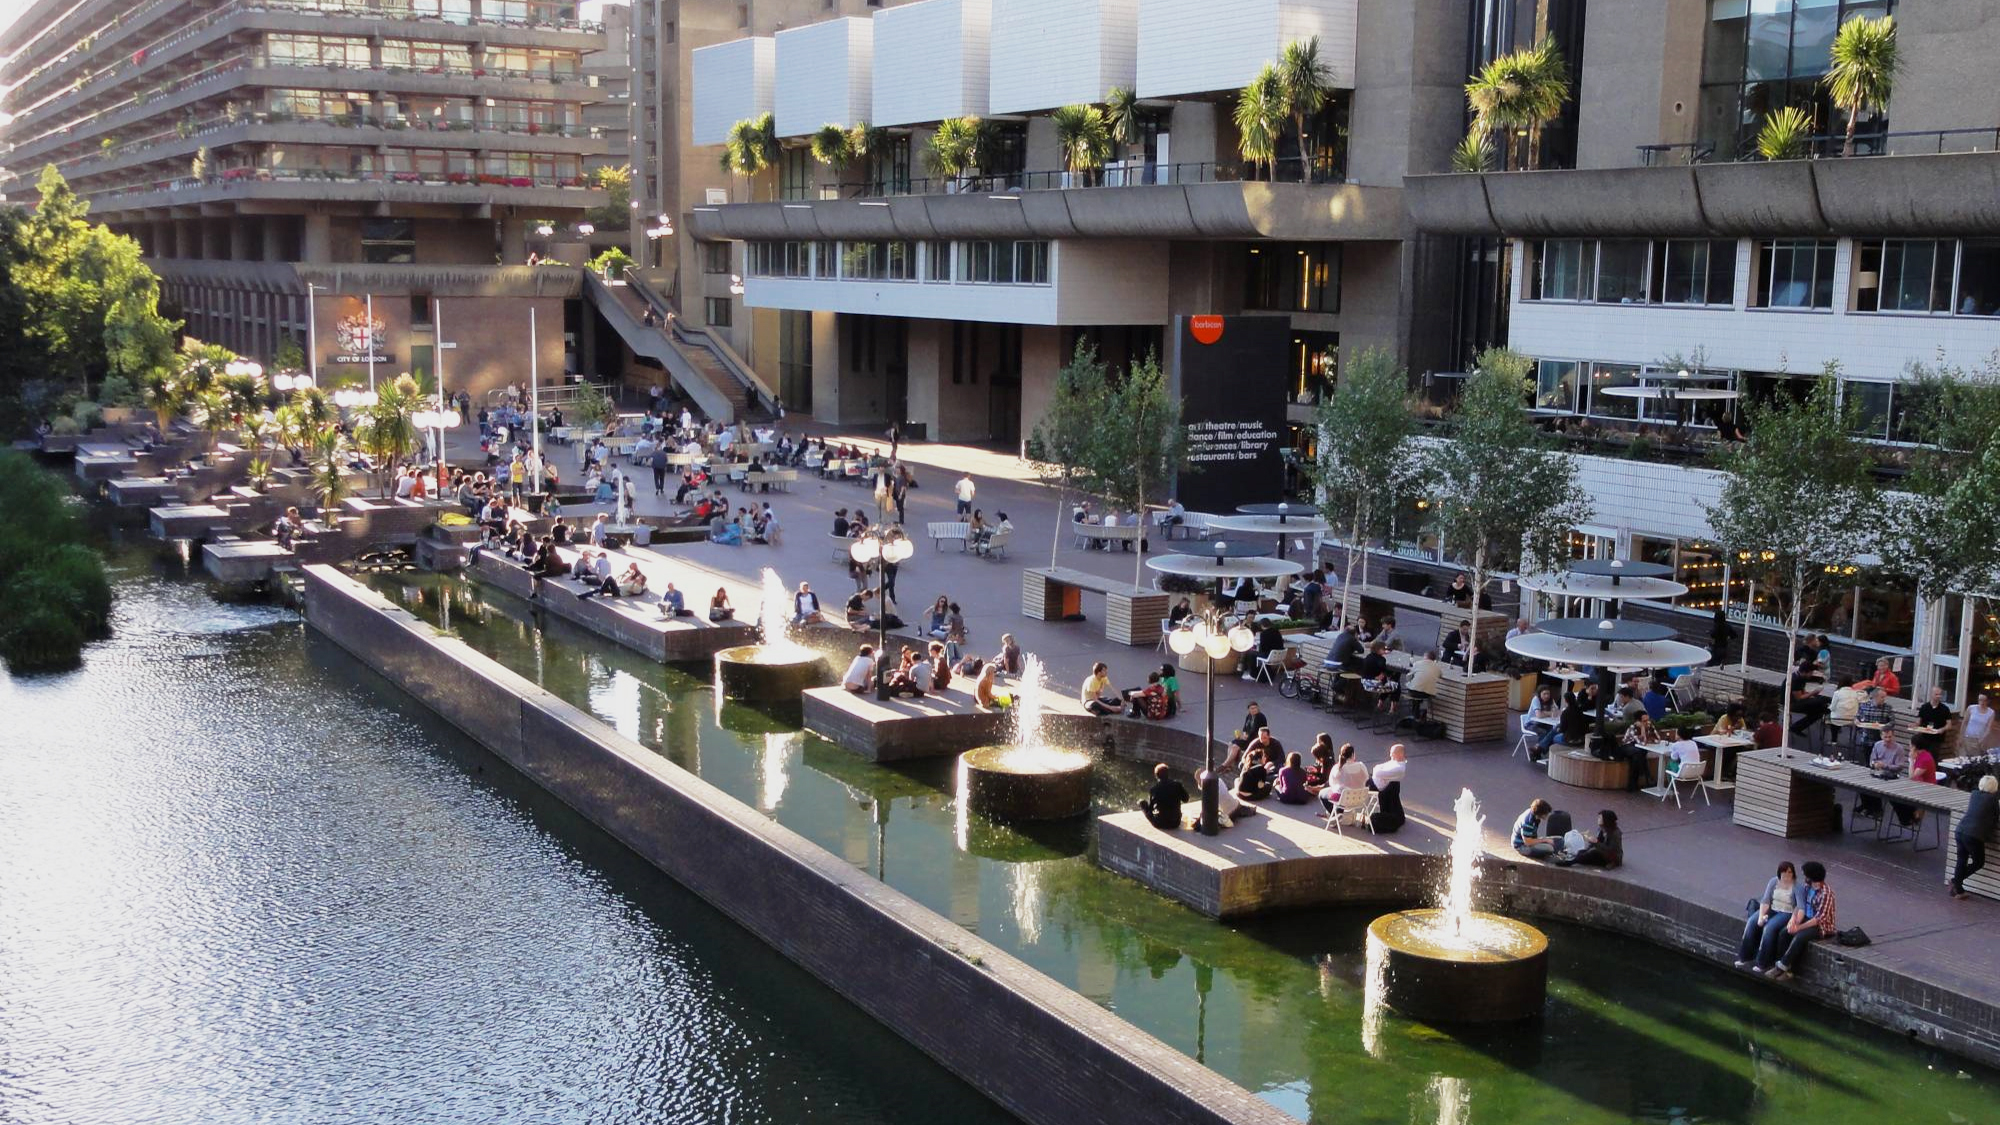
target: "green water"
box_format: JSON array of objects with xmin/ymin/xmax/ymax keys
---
[{"xmin": 378, "ymin": 571, "xmax": 1999, "ymax": 1125}]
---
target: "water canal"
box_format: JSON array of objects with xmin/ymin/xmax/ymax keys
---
[
  {"xmin": 373, "ymin": 569, "xmax": 2000, "ymax": 1125},
  {"xmin": 0, "ymin": 551, "xmax": 1016, "ymax": 1125}
]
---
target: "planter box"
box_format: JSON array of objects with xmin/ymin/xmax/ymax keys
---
[{"xmin": 1507, "ymin": 674, "xmax": 1538, "ymax": 712}]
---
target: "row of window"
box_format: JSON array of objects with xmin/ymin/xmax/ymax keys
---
[
  {"xmin": 263, "ymin": 34, "xmax": 578, "ymax": 73},
  {"xmin": 1533, "ymin": 357, "xmax": 1933, "ymax": 444},
  {"xmin": 742, "ymin": 240, "xmax": 1052, "ymax": 286},
  {"xmin": 1528, "ymin": 236, "xmax": 2000, "ymax": 318},
  {"xmin": 266, "ymin": 89, "xmax": 579, "ymax": 127},
  {"xmin": 1244, "ymin": 243, "xmax": 1340, "ymax": 314},
  {"xmin": 261, "ymin": 145, "xmax": 580, "ymax": 179}
]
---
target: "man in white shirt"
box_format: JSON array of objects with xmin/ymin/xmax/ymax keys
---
[
  {"xmin": 1405, "ymin": 650, "xmax": 1443, "ymax": 697},
  {"xmin": 841, "ymin": 644, "xmax": 876, "ymax": 693},
  {"xmin": 1666, "ymin": 736, "xmax": 1703, "ymax": 776},
  {"xmin": 793, "ymin": 581, "xmax": 822, "ymax": 625},
  {"xmin": 1371, "ymin": 743, "xmax": 1408, "ymax": 789},
  {"xmin": 680, "ymin": 407, "xmax": 693, "ymax": 434},
  {"xmin": 1505, "ymin": 618, "xmax": 1533, "ymax": 641},
  {"xmin": 393, "ymin": 469, "xmax": 416, "ymax": 499},
  {"xmin": 955, "ymin": 472, "xmax": 976, "ymax": 516}
]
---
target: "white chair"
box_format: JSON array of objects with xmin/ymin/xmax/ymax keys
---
[
  {"xmin": 1515, "ymin": 716, "xmax": 1551, "ymax": 760},
  {"xmin": 1324, "ymin": 786, "xmax": 1379, "ymax": 835},
  {"xmin": 1662, "ymin": 757, "xmax": 1710, "ymax": 807},
  {"xmin": 1253, "ymin": 650, "xmax": 1286, "ymax": 686},
  {"xmin": 1668, "ymin": 673, "xmax": 1698, "ymax": 712},
  {"xmin": 1155, "ymin": 619, "xmax": 1174, "ymax": 652}
]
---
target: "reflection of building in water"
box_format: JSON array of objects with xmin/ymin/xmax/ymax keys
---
[
  {"xmin": 1008, "ymin": 862, "xmax": 1047, "ymax": 946},
  {"xmin": 758, "ymin": 732, "xmax": 800, "ymax": 812}
]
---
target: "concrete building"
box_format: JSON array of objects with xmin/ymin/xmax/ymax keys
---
[
  {"xmin": 0, "ymin": 0, "xmax": 624, "ymax": 393},
  {"xmin": 680, "ymin": 0, "xmax": 1466, "ymax": 453},
  {"xmin": 1405, "ymin": 0, "xmax": 2000, "ymax": 707}
]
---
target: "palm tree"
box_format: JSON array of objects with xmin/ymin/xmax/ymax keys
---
[
  {"xmin": 722, "ymin": 112, "xmax": 779, "ymax": 198},
  {"xmin": 1050, "ymin": 103, "xmax": 1112, "ymax": 184},
  {"xmin": 1233, "ymin": 65, "xmax": 1284, "ymax": 180},
  {"xmin": 810, "ymin": 123, "xmax": 855, "ymax": 169},
  {"xmin": 926, "ymin": 116, "xmax": 980, "ymax": 189},
  {"xmin": 1755, "ymin": 105, "xmax": 1815, "ymax": 161},
  {"xmin": 311, "ymin": 429, "xmax": 348, "ymax": 527},
  {"xmin": 146, "ymin": 372, "xmax": 184, "ymax": 431},
  {"xmin": 192, "ymin": 387, "xmax": 232, "ymax": 453},
  {"xmin": 1465, "ymin": 39, "xmax": 1570, "ymax": 169},
  {"xmin": 1277, "ymin": 36, "xmax": 1331, "ymax": 181},
  {"xmin": 1825, "ymin": 14, "xmax": 1897, "ymax": 157},
  {"xmin": 353, "ymin": 382, "xmax": 417, "ymax": 495},
  {"xmin": 1451, "ymin": 130, "xmax": 1493, "ymax": 173},
  {"xmin": 1105, "ymin": 85, "xmax": 1142, "ymax": 166}
]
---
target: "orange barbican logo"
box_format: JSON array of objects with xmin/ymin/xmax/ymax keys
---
[{"xmin": 1189, "ymin": 315, "xmax": 1224, "ymax": 345}]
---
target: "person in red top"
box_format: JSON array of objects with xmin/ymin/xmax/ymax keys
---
[
  {"xmin": 1861, "ymin": 657, "xmax": 1902, "ymax": 696},
  {"xmin": 1136, "ymin": 673, "xmax": 1171, "ymax": 721},
  {"xmin": 1768, "ymin": 861, "xmax": 1835, "ymax": 980},
  {"xmin": 1753, "ymin": 712, "xmax": 1784, "ymax": 749}
]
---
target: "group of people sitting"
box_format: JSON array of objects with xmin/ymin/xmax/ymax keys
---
[
  {"xmin": 838, "ymin": 634, "xmax": 1028, "ymax": 704},
  {"xmin": 1510, "ymin": 798, "xmax": 1623, "ymax": 868},
  {"xmin": 572, "ymin": 550, "xmax": 647, "ymax": 600},
  {"xmin": 1136, "ymin": 726, "xmax": 1408, "ymax": 834},
  {"xmin": 1079, "ymin": 661, "xmax": 1181, "ymax": 720}
]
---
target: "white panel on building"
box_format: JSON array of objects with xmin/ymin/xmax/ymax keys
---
[
  {"xmin": 989, "ymin": 0, "xmax": 1138, "ymax": 116},
  {"xmin": 775, "ymin": 18, "xmax": 875, "ymax": 138},
  {"xmin": 691, "ymin": 37, "xmax": 776, "ymax": 146},
  {"xmin": 873, "ymin": 0, "xmax": 992, "ymax": 126},
  {"xmin": 1137, "ymin": 0, "xmax": 1356, "ymax": 99}
]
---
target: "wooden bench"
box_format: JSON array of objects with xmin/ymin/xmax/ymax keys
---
[
  {"xmin": 1071, "ymin": 519, "xmax": 1144, "ymax": 551},
  {"xmin": 1021, "ymin": 565, "xmax": 1170, "ymax": 647},
  {"xmin": 929, "ymin": 521, "xmax": 970, "ymax": 552},
  {"xmin": 743, "ymin": 468, "xmax": 798, "ymax": 492},
  {"xmin": 1734, "ymin": 748, "xmax": 1988, "ymax": 892},
  {"xmin": 974, "ymin": 527, "xmax": 1013, "ymax": 559},
  {"xmin": 1549, "ymin": 749, "xmax": 1630, "ymax": 790},
  {"xmin": 1341, "ymin": 582, "xmax": 1508, "ymax": 650}
]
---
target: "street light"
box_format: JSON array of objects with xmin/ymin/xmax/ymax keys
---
[
  {"xmin": 1167, "ymin": 610, "xmax": 1257, "ymax": 835},
  {"xmin": 224, "ymin": 358, "xmax": 263, "ymax": 380},
  {"xmin": 411, "ymin": 401, "xmax": 463, "ymax": 479},
  {"xmin": 849, "ymin": 530, "xmax": 915, "ymax": 700},
  {"xmin": 535, "ymin": 222, "xmax": 555, "ymax": 238},
  {"xmin": 729, "ymin": 273, "xmax": 745, "ymax": 296},
  {"xmin": 272, "ymin": 371, "xmax": 314, "ymax": 392},
  {"xmin": 577, "ymin": 221, "xmax": 595, "ymax": 237}
]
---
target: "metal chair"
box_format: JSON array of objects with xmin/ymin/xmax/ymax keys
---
[
  {"xmin": 1323, "ymin": 786, "xmax": 1380, "ymax": 835},
  {"xmin": 1662, "ymin": 757, "xmax": 1711, "ymax": 807}
]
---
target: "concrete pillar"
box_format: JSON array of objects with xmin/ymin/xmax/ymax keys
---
[
  {"xmin": 904, "ymin": 318, "xmax": 945, "ymax": 439},
  {"xmin": 202, "ymin": 220, "xmax": 227, "ymax": 260},
  {"xmin": 499, "ymin": 217, "xmax": 529, "ymax": 265},
  {"xmin": 302, "ymin": 214, "xmax": 333, "ymax": 263},
  {"xmin": 1018, "ymin": 325, "xmax": 1061, "ymax": 457},
  {"xmin": 230, "ymin": 218, "xmax": 253, "ymax": 261},
  {"xmin": 810, "ymin": 310, "xmax": 840, "ymax": 425}
]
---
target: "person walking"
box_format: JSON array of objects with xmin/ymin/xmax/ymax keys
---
[
  {"xmin": 650, "ymin": 446, "xmax": 669, "ymax": 496},
  {"xmin": 891, "ymin": 466, "xmax": 910, "ymax": 525},
  {"xmin": 1952, "ymin": 774, "xmax": 1999, "ymax": 899},
  {"xmin": 954, "ymin": 472, "xmax": 975, "ymax": 517}
]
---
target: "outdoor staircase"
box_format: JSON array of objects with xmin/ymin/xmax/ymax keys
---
[{"xmin": 583, "ymin": 270, "xmax": 776, "ymax": 425}]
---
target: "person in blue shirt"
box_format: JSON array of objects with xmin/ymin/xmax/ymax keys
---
[
  {"xmin": 1643, "ymin": 679, "xmax": 1671, "ymax": 721},
  {"xmin": 657, "ymin": 582, "xmax": 688, "ymax": 618},
  {"xmin": 1512, "ymin": 799, "xmax": 1556, "ymax": 859}
]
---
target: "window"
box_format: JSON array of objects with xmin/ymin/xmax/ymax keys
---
[
  {"xmin": 1652, "ymin": 239, "xmax": 1738, "ymax": 305},
  {"xmin": 924, "ymin": 241, "xmax": 951, "ymax": 282},
  {"xmin": 704, "ymin": 297, "xmax": 733, "ymax": 327},
  {"xmin": 266, "ymin": 34, "xmax": 372, "ymax": 67},
  {"xmin": 702, "ymin": 241, "xmax": 730, "ymax": 274},
  {"xmin": 1957, "ymin": 239, "xmax": 2000, "ymax": 316},
  {"xmin": 778, "ymin": 148, "xmax": 812, "ymax": 200},
  {"xmin": 1530, "ymin": 239, "xmax": 1593, "ymax": 301},
  {"xmin": 1244, "ymin": 243, "xmax": 1339, "ymax": 312},
  {"xmin": 1585, "ymin": 362, "xmax": 1639, "ymax": 419},
  {"xmin": 410, "ymin": 294, "xmax": 432, "ymax": 326},
  {"xmin": 1534, "ymin": 359, "xmax": 1581, "ymax": 412},
  {"xmin": 866, "ymin": 134, "xmax": 911, "ymax": 195},
  {"xmin": 1014, "ymin": 241, "xmax": 1048, "ymax": 285},
  {"xmin": 664, "ymin": 20, "xmax": 676, "ymax": 43},
  {"xmin": 745, "ymin": 242, "xmax": 774, "ymax": 277},
  {"xmin": 1698, "ymin": 0, "xmax": 1895, "ymax": 160},
  {"xmin": 1753, "ymin": 239, "xmax": 1835, "ymax": 308},
  {"xmin": 1855, "ymin": 239, "xmax": 1953, "ymax": 313},
  {"xmin": 887, "ymin": 241, "xmax": 914, "ymax": 280},
  {"xmin": 781, "ymin": 240, "xmax": 809, "ymax": 278},
  {"xmin": 1595, "ymin": 241, "xmax": 1649, "ymax": 304},
  {"xmin": 361, "ymin": 218, "xmax": 415, "ymax": 264}
]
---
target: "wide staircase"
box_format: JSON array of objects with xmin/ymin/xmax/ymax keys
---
[{"xmin": 583, "ymin": 269, "xmax": 774, "ymax": 425}]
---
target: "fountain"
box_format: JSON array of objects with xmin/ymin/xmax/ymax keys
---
[
  {"xmin": 1364, "ymin": 788, "xmax": 1549, "ymax": 1023},
  {"xmin": 712, "ymin": 568, "xmax": 830, "ymax": 700},
  {"xmin": 956, "ymin": 656, "xmax": 1093, "ymax": 821}
]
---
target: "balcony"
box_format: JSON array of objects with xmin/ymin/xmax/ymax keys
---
[
  {"xmin": 1405, "ymin": 149, "xmax": 2000, "ymax": 239},
  {"xmin": 82, "ymin": 167, "xmax": 605, "ymax": 218}
]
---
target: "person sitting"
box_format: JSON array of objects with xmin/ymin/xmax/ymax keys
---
[
  {"xmin": 1859, "ymin": 656, "xmax": 1902, "ymax": 697},
  {"xmin": 1754, "ymin": 711, "xmax": 1784, "ymax": 749},
  {"xmin": 1663, "ymin": 733, "xmax": 1704, "ymax": 781},
  {"xmin": 1138, "ymin": 763, "xmax": 1188, "ymax": 831},
  {"xmin": 1320, "ymin": 743, "xmax": 1371, "ymax": 819},
  {"xmin": 1526, "ymin": 686, "xmax": 1562, "ymax": 757},
  {"xmin": 1130, "ymin": 673, "xmax": 1170, "ymax": 721},
  {"xmin": 973, "ymin": 659, "xmax": 999, "ymax": 708},
  {"xmin": 1359, "ymin": 642, "xmax": 1397, "ymax": 713},
  {"xmin": 615, "ymin": 563, "xmax": 646, "ymax": 598},
  {"xmin": 792, "ymin": 581, "xmax": 823, "ymax": 626},
  {"xmin": 1619, "ymin": 714, "xmax": 1662, "ymax": 792},
  {"xmin": 1642, "ymin": 679, "xmax": 1671, "ymax": 721},
  {"xmin": 1610, "ymin": 686, "xmax": 1645, "ymax": 725},
  {"xmin": 1559, "ymin": 809, "xmax": 1623, "ymax": 868},
  {"xmin": 1368, "ymin": 744, "xmax": 1409, "ymax": 833},
  {"xmin": 708, "ymin": 587, "xmax": 734, "ymax": 622},
  {"xmin": 657, "ymin": 582, "xmax": 689, "ymax": 618},
  {"xmin": 1512, "ymin": 799, "xmax": 1556, "ymax": 859},
  {"xmin": 1235, "ymin": 748, "xmax": 1274, "ymax": 801},
  {"xmin": 841, "ymin": 645, "xmax": 876, "ymax": 694},
  {"xmin": 995, "ymin": 634, "xmax": 1024, "ymax": 677},
  {"xmin": 926, "ymin": 643, "xmax": 953, "ymax": 692},
  {"xmin": 575, "ymin": 551, "xmax": 619, "ymax": 599},
  {"xmin": 1713, "ymin": 702, "xmax": 1748, "ymax": 737},
  {"xmin": 1081, "ymin": 662, "xmax": 1122, "ymax": 716},
  {"xmin": 1736, "ymin": 861, "xmax": 1801, "ymax": 971},
  {"xmin": 832, "ymin": 508, "xmax": 851, "ymax": 538},
  {"xmin": 885, "ymin": 649, "xmax": 927, "ymax": 699},
  {"xmin": 1441, "ymin": 620, "xmax": 1474, "ymax": 667},
  {"xmin": 1553, "ymin": 690, "xmax": 1594, "ymax": 759},
  {"xmin": 1273, "ymin": 752, "xmax": 1312, "ymax": 805},
  {"xmin": 711, "ymin": 511, "xmax": 744, "ymax": 546},
  {"xmin": 1764, "ymin": 861, "xmax": 1835, "ymax": 981},
  {"xmin": 845, "ymin": 589, "xmax": 874, "ymax": 630}
]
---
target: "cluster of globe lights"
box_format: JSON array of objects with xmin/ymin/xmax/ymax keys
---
[
  {"xmin": 1166, "ymin": 615, "xmax": 1257, "ymax": 661},
  {"xmin": 331, "ymin": 388, "xmax": 379, "ymax": 408},
  {"xmin": 412, "ymin": 405, "xmax": 463, "ymax": 430}
]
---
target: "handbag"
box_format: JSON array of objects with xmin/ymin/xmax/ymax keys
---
[{"xmin": 1836, "ymin": 926, "xmax": 1871, "ymax": 947}]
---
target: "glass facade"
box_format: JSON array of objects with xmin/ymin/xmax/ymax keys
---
[{"xmin": 1699, "ymin": 0, "xmax": 1896, "ymax": 160}]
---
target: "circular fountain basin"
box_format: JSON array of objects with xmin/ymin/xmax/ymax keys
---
[
  {"xmin": 1366, "ymin": 908, "xmax": 1549, "ymax": 1023},
  {"xmin": 957, "ymin": 745, "xmax": 1093, "ymax": 821},
  {"xmin": 713, "ymin": 644, "xmax": 829, "ymax": 701}
]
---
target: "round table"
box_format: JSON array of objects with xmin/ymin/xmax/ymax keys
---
[{"xmin": 1207, "ymin": 504, "xmax": 1331, "ymax": 562}]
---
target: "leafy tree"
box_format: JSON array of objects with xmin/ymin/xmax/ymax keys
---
[
  {"xmin": 1885, "ymin": 357, "xmax": 2000, "ymax": 677},
  {"xmin": 1024, "ymin": 340, "xmax": 1110, "ymax": 569},
  {"xmin": 1420, "ymin": 348, "xmax": 1594, "ymax": 673},
  {"xmin": 1086, "ymin": 353, "xmax": 1188, "ymax": 589},
  {"xmin": 1050, "ymin": 104, "xmax": 1113, "ymax": 181},
  {"xmin": 1277, "ymin": 36, "xmax": 1331, "ymax": 181},
  {"xmin": 353, "ymin": 378, "xmax": 419, "ymax": 494},
  {"xmin": 1465, "ymin": 40, "xmax": 1570, "ymax": 170},
  {"xmin": 586, "ymin": 163, "xmax": 632, "ymax": 230},
  {"xmin": 273, "ymin": 334, "xmax": 306, "ymax": 374},
  {"xmin": 1703, "ymin": 370, "xmax": 1879, "ymax": 738},
  {"xmin": 590, "ymin": 246, "xmax": 635, "ymax": 279},
  {"xmin": 1233, "ymin": 65, "xmax": 1284, "ymax": 180},
  {"xmin": 192, "ymin": 387, "xmax": 232, "ymax": 452},
  {"xmin": 0, "ymin": 451, "xmax": 113, "ymax": 670},
  {"xmin": 1825, "ymin": 14, "xmax": 1897, "ymax": 157},
  {"xmin": 721, "ymin": 115, "xmax": 779, "ymax": 198},
  {"xmin": 1310, "ymin": 347, "xmax": 1420, "ymax": 625}
]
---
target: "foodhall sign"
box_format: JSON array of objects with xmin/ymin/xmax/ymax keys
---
[{"xmin": 332, "ymin": 311, "xmax": 387, "ymax": 363}]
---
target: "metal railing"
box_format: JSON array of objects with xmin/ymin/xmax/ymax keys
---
[
  {"xmin": 800, "ymin": 154, "xmax": 1347, "ymax": 201},
  {"xmin": 76, "ymin": 165, "xmax": 599, "ymax": 201},
  {"xmin": 1638, "ymin": 126, "xmax": 2000, "ymax": 166}
]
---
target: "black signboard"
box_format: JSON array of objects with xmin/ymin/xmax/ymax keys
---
[{"xmin": 1167, "ymin": 314, "xmax": 1289, "ymax": 513}]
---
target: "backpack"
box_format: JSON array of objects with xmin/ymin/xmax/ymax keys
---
[{"xmin": 1544, "ymin": 809, "xmax": 1574, "ymax": 838}]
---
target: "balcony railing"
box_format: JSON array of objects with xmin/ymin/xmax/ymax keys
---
[
  {"xmin": 802, "ymin": 154, "xmax": 1346, "ymax": 201},
  {"xmin": 60, "ymin": 164, "xmax": 599, "ymax": 203},
  {"xmin": 1636, "ymin": 126, "xmax": 2000, "ymax": 167}
]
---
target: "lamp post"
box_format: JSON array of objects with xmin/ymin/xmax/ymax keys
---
[
  {"xmin": 1167, "ymin": 610, "xmax": 1256, "ymax": 835},
  {"xmin": 849, "ymin": 529, "xmax": 914, "ymax": 700},
  {"xmin": 411, "ymin": 401, "xmax": 462, "ymax": 481}
]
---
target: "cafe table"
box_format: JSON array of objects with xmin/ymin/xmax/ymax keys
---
[
  {"xmin": 1696, "ymin": 731, "xmax": 1757, "ymax": 792},
  {"xmin": 1637, "ymin": 741, "xmax": 1677, "ymax": 798}
]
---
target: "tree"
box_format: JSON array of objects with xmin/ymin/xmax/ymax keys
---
[
  {"xmin": 1755, "ymin": 105, "xmax": 1814, "ymax": 161},
  {"xmin": 353, "ymin": 378, "xmax": 419, "ymax": 494},
  {"xmin": 1310, "ymin": 347, "xmax": 1420, "ymax": 625},
  {"xmin": 1451, "ymin": 131, "xmax": 1493, "ymax": 173},
  {"xmin": 1049, "ymin": 103, "xmax": 1112, "ymax": 182},
  {"xmin": 925, "ymin": 116, "xmax": 981, "ymax": 187},
  {"xmin": 192, "ymin": 387, "xmax": 232, "ymax": 453},
  {"xmin": 1104, "ymin": 86, "xmax": 1142, "ymax": 164},
  {"xmin": 1884, "ymin": 358, "xmax": 2000, "ymax": 691},
  {"xmin": 721, "ymin": 114, "xmax": 778, "ymax": 198},
  {"xmin": 811, "ymin": 123, "xmax": 855, "ymax": 170},
  {"xmin": 1465, "ymin": 40, "xmax": 1570, "ymax": 170},
  {"xmin": 586, "ymin": 163, "xmax": 632, "ymax": 229},
  {"xmin": 1024, "ymin": 340, "xmax": 1110, "ymax": 569},
  {"xmin": 1825, "ymin": 14, "xmax": 1897, "ymax": 157},
  {"xmin": 1421, "ymin": 348, "xmax": 1594, "ymax": 673},
  {"xmin": 1086, "ymin": 353, "xmax": 1188, "ymax": 590},
  {"xmin": 1277, "ymin": 36, "xmax": 1331, "ymax": 181},
  {"xmin": 1704, "ymin": 370, "xmax": 1878, "ymax": 740},
  {"xmin": 0, "ymin": 451, "xmax": 112, "ymax": 670},
  {"xmin": 273, "ymin": 334, "xmax": 306, "ymax": 374},
  {"xmin": 1233, "ymin": 65, "xmax": 1284, "ymax": 180}
]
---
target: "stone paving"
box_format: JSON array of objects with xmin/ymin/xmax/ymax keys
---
[{"xmin": 448, "ymin": 421, "xmax": 2000, "ymax": 1010}]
